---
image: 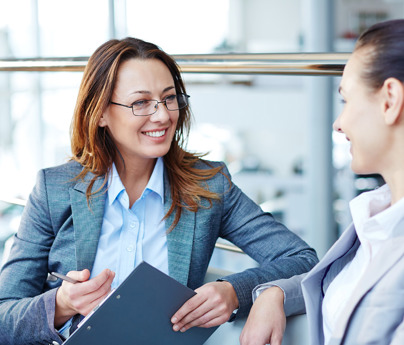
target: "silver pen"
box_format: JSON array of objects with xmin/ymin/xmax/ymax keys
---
[{"xmin": 50, "ymin": 272, "xmax": 78, "ymax": 284}]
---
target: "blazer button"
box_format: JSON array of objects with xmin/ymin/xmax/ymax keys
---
[{"xmin": 51, "ymin": 341, "xmax": 60, "ymax": 345}]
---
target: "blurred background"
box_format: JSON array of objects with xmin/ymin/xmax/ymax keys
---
[{"xmin": 0, "ymin": 0, "xmax": 402, "ymax": 343}]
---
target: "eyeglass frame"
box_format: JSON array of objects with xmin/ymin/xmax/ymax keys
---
[{"xmin": 109, "ymin": 93, "xmax": 190, "ymax": 116}]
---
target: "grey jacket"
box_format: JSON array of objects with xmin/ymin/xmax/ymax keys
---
[
  {"xmin": 0, "ymin": 160, "xmax": 318, "ymax": 345},
  {"xmin": 264, "ymin": 220, "xmax": 404, "ymax": 345}
]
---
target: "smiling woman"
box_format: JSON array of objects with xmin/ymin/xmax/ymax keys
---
[
  {"xmin": 69, "ymin": 38, "xmax": 222, "ymax": 230},
  {"xmin": 334, "ymin": 52, "xmax": 388, "ymax": 176},
  {"xmin": 240, "ymin": 19, "xmax": 404, "ymax": 345},
  {"xmin": 0, "ymin": 37, "xmax": 318, "ymax": 345},
  {"xmin": 98, "ymin": 58, "xmax": 181, "ymax": 201}
]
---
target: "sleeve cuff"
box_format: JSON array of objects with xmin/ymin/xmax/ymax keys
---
[
  {"xmin": 252, "ymin": 283, "xmax": 286, "ymax": 304},
  {"xmin": 57, "ymin": 318, "xmax": 72, "ymax": 340}
]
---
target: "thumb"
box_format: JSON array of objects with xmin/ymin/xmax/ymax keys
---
[{"xmin": 67, "ymin": 269, "xmax": 91, "ymax": 282}]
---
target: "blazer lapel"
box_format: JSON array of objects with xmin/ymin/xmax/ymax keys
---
[
  {"xmin": 164, "ymin": 175, "xmax": 196, "ymax": 286},
  {"xmin": 69, "ymin": 174, "xmax": 106, "ymax": 272},
  {"xmin": 331, "ymin": 235, "xmax": 404, "ymax": 343},
  {"xmin": 310, "ymin": 224, "xmax": 358, "ymax": 277},
  {"xmin": 302, "ymin": 225, "xmax": 358, "ymax": 345}
]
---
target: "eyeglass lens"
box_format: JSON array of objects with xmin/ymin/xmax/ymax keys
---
[{"xmin": 133, "ymin": 94, "xmax": 188, "ymax": 116}]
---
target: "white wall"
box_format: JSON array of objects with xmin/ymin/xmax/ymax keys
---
[{"xmin": 229, "ymin": 0, "xmax": 302, "ymax": 52}]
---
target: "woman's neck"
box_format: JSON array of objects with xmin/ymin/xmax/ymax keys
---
[
  {"xmin": 383, "ymin": 169, "xmax": 404, "ymax": 205},
  {"xmin": 114, "ymin": 157, "xmax": 157, "ymax": 207}
]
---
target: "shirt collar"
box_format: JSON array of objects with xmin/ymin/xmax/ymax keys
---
[
  {"xmin": 146, "ymin": 157, "xmax": 164, "ymax": 201},
  {"xmin": 373, "ymin": 189, "xmax": 404, "ymax": 237},
  {"xmin": 350, "ymin": 184, "xmax": 404, "ymax": 245},
  {"xmin": 107, "ymin": 163, "xmax": 125, "ymax": 206},
  {"xmin": 107, "ymin": 157, "xmax": 165, "ymax": 206}
]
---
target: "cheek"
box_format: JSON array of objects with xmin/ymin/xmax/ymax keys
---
[
  {"xmin": 107, "ymin": 116, "xmax": 147, "ymax": 143},
  {"xmin": 171, "ymin": 112, "xmax": 180, "ymax": 130},
  {"xmin": 340, "ymin": 103, "xmax": 369, "ymax": 135},
  {"xmin": 350, "ymin": 133, "xmax": 383, "ymax": 174}
]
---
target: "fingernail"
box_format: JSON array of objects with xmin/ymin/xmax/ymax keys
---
[
  {"xmin": 171, "ymin": 317, "xmax": 177, "ymax": 323},
  {"xmin": 180, "ymin": 328, "xmax": 186, "ymax": 333},
  {"xmin": 173, "ymin": 325, "xmax": 179, "ymax": 331}
]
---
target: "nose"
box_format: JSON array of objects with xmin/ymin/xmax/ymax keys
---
[
  {"xmin": 150, "ymin": 101, "xmax": 170, "ymax": 122},
  {"xmin": 333, "ymin": 115, "xmax": 343, "ymax": 133}
]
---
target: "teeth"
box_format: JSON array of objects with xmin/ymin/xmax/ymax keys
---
[{"xmin": 144, "ymin": 130, "xmax": 165, "ymax": 137}]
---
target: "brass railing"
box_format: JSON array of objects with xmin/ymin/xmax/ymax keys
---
[{"xmin": 0, "ymin": 52, "xmax": 349, "ymax": 75}]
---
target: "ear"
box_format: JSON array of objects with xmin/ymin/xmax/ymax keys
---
[
  {"xmin": 98, "ymin": 112, "xmax": 108, "ymax": 128},
  {"xmin": 382, "ymin": 77, "xmax": 404, "ymax": 125}
]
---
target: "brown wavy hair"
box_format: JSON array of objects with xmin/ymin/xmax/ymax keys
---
[{"xmin": 70, "ymin": 37, "xmax": 223, "ymax": 230}]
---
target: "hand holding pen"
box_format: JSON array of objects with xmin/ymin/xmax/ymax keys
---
[
  {"xmin": 51, "ymin": 272, "xmax": 79, "ymax": 284},
  {"xmin": 53, "ymin": 268, "xmax": 115, "ymax": 328}
]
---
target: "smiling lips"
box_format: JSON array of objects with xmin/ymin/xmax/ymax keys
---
[{"xmin": 143, "ymin": 129, "xmax": 166, "ymax": 138}]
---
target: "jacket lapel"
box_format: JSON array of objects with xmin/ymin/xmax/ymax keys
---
[
  {"xmin": 302, "ymin": 225, "xmax": 358, "ymax": 345},
  {"xmin": 164, "ymin": 175, "xmax": 196, "ymax": 286},
  {"xmin": 69, "ymin": 174, "xmax": 106, "ymax": 272},
  {"xmin": 331, "ymin": 235, "xmax": 404, "ymax": 343},
  {"xmin": 307, "ymin": 224, "xmax": 358, "ymax": 278}
]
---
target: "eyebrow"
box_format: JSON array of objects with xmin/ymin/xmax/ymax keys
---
[{"xmin": 131, "ymin": 86, "xmax": 176, "ymax": 95}]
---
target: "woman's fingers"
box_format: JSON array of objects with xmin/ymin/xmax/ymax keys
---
[
  {"xmin": 171, "ymin": 281, "xmax": 238, "ymax": 332},
  {"xmin": 55, "ymin": 268, "xmax": 115, "ymax": 326}
]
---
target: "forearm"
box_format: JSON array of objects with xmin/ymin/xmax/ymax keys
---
[
  {"xmin": 221, "ymin": 252, "xmax": 315, "ymax": 318},
  {"xmin": 0, "ymin": 290, "xmax": 63, "ymax": 345},
  {"xmin": 219, "ymin": 178, "xmax": 317, "ymax": 316},
  {"xmin": 213, "ymin": 163, "xmax": 318, "ymax": 318}
]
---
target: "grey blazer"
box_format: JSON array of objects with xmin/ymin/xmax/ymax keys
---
[
  {"xmin": 268, "ymin": 219, "xmax": 404, "ymax": 345},
  {"xmin": 0, "ymin": 160, "xmax": 317, "ymax": 345}
]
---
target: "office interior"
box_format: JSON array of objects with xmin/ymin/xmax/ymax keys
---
[{"xmin": 0, "ymin": 0, "xmax": 402, "ymax": 344}]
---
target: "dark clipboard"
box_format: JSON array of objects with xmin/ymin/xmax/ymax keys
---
[{"xmin": 63, "ymin": 261, "xmax": 218, "ymax": 345}]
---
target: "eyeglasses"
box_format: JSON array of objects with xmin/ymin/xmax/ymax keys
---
[{"xmin": 110, "ymin": 93, "xmax": 190, "ymax": 116}]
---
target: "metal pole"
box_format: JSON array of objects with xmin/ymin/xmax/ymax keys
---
[
  {"xmin": 303, "ymin": 0, "xmax": 337, "ymax": 258},
  {"xmin": 0, "ymin": 53, "xmax": 349, "ymax": 75}
]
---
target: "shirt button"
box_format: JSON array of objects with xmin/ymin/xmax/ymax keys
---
[
  {"xmin": 130, "ymin": 222, "xmax": 137, "ymax": 228},
  {"xmin": 127, "ymin": 245, "xmax": 134, "ymax": 252}
]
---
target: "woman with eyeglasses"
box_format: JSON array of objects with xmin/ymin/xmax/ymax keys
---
[
  {"xmin": 240, "ymin": 19, "xmax": 404, "ymax": 345},
  {"xmin": 0, "ymin": 37, "xmax": 318, "ymax": 345}
]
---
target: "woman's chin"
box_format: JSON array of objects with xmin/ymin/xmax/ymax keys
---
[{"xmin": 351, "ymin": 162, "xmax": 375, "ymax": 176}]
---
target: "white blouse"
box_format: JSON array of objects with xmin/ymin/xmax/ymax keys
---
[{"xmin": 322, "ymin": 184, "xmax": 404, "ymax": 344}]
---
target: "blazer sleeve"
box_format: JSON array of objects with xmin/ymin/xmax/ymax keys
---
[
  {"xmin": 252, "ymin": 273, "xmax": 307, "ymax": 317},
  {"xmin": 217, "ymin": 164, "xmax": 318, "ymax": 318},
  {"xmin": 0, "ymin": 169, "xmax": 64, "ymax": 345}
]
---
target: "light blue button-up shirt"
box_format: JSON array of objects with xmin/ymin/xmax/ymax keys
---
[
  {"xmin": 90, "ymin": 157, "xmax": 168, "ymax": 288},
  {"xmin": 59, "ymin": 158, "xmax": 168, "ymax": 338}
]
